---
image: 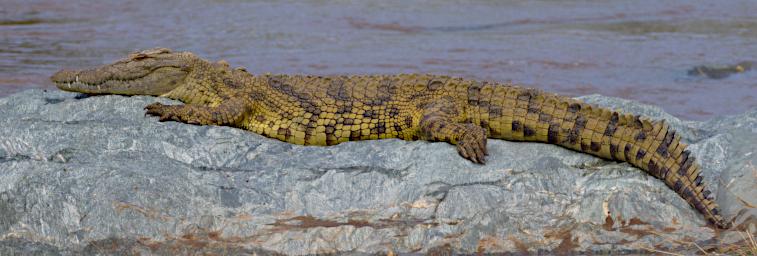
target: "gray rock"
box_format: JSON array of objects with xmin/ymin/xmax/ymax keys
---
[{"xmin": 0, "ymin": 89, "xmax": 754, "ymax": 255}]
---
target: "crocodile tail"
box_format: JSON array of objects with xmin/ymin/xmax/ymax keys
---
[{"xmin": 481, "ymin": 86, "xmax": 728, "ymax": 228}]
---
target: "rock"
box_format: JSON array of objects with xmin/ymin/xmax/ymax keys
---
[
  {"xmin": 0, "ymin": 89, "xmax": 754, "ymax": 255},
  {"xmin": 687, "ymin": 61, "xmax": 754, "ymax": 79}
]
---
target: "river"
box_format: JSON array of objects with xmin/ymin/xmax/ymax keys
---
[{"xmin": 2, "ymin": 0, "xmax": 756, "ymax": 120}]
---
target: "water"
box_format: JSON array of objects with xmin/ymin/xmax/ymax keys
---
[{"xmin": 2, "ymin": 0, "xmax": 756, "ymax": 120}]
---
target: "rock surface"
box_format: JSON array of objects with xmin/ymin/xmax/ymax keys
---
[{"xmin": 0, "ymin": 89, "xmax": 755, "ymax": 255}]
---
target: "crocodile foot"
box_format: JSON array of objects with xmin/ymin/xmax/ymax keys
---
[
  {"xmin": 457, "ymin": 124, "xmax": 488, "ymax": 164},
  {"xmin": 144, "ymin": 102, "xmax": 185, "ymax": 122}
]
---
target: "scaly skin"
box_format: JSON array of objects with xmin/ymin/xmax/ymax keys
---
[{"xmin": 51, "ymin": 48, "xmax": 729, "ymax": 229}]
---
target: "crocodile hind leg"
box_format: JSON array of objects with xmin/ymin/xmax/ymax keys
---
[
  {"xmin": 144, "ymin": 98, "xmax": 250, "ymax": 126},
  {"xmin": 418, "ymin": 99, "xmax": 488, "ymax": 164}
]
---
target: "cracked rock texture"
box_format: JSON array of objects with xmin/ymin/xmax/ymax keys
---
[{"xmin": 0, "ymin": 89, "xmax": 755, "ymax": 255}]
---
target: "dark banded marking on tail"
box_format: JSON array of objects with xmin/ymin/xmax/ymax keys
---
[{"xmin": 548, "ymin": 123, "xmax": 559, "ymax": 144}]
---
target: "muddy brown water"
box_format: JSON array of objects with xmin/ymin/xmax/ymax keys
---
[{"xmin": 1, "ymin": 0, "xmax": 756, "ymax": 120}]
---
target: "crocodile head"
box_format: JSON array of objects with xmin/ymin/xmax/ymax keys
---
[{"xmin": 51, "ymin": 48, "xmax": 197, "ymax": 95}]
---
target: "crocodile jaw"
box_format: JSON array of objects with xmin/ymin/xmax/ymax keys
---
[
  {"xmin": 52, "ymin": 66, "xmax": 188, "ymax": 95},
  {"xmin": 51, "ymin": 48, "xmax": 192, "ymax": 96}
]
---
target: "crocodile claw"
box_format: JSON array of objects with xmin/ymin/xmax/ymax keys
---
[
  {"xmin": 456, "ymin": 125, "xmax": 488, "ymax": 164},
  {"xmin": 144, "ymin": 102, "xmax": 177, "ymax": 122}
]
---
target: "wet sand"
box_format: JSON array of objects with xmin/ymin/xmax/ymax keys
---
[{"xmin": 1, "ymin": 0, "xmax": 756, "ymax": 120}]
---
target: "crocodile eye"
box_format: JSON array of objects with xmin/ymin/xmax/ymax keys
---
[{"xmin": 129, "ymin": 53, "xmax": 149, "ymax": 61}]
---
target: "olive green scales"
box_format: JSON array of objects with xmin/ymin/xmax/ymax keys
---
[{"xmin": 51, "ymin": 48, "xmax": 729, "ymax": 229}]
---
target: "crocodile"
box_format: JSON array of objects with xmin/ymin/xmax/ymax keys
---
[{"xmin": 51, "ymin": 48, "xmax": 729, "ymax": 229}]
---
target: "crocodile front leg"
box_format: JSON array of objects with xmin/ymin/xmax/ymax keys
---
[
  {"xmin": 144, "ymin": 98, "xmax": 250, "ymax": 126},
  {"xmin": 418, "ymin": 99, "xmax": 488, "ymax": 164}
]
